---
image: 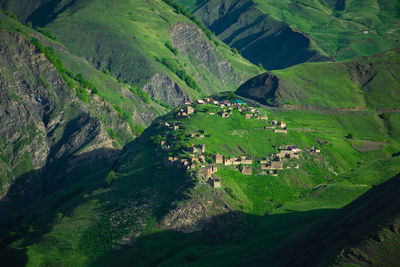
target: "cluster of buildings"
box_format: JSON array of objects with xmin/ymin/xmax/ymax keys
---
[
  {"xmin": 264, "ymin": 120, "xmax": 287, "ymax": 134},
  {"xmin": 177, "ymin": 106, "xmax": 194, "ymax": 118},
  {"xmin": 160, "ymin": 98, "xmax": 323, "ymax": 190}
]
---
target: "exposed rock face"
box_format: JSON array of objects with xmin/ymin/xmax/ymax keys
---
[
  {"xmin": 235, "ymin": 72, "xmax": 280, "ymax": 106},
  {"xmin": 0, "ymin": 31, "xmax": 120, "ymax": 216},
  {"xmin": 159, "ymin": 186, "xmax": 248, "ymax": 239},
  {"xmin": 193, "ymin": 0, "xmax": 331, "ymax": 70},
  {"xmin": 170, "ymin": 22, "xmax": 241, "ymax": 91},
  {"xmin": 142, "ymin": 73, "xmax": 189, "ymax": 107}
]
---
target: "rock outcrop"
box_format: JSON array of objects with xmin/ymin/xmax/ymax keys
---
[
  {"xmin": 0, "ymin": 31, "xmax": 121, "ymax": 217},
  {"xmin": 142, "ymin": 73, "xmax": 189, "ymax": 107},
  {"xmin": 170, "ymin": 22, "xmax": 242, "ymax": 91}
]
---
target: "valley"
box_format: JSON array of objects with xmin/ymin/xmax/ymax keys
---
[{"xmin": 0, "ymin": 0, "xmax": 399, "ymax": 266}]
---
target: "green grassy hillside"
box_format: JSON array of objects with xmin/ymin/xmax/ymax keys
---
[
  {"xmin": 2, "ymin": 90, "xmax": 399, "ymax": 265},
  {"xmin": 0, "ymin": 2, "xmax": 399, "ymax": 266},
  {"xmin": 236, "ymin": 48, "xmax": 400, "ymax": 110},
  {"xmin": 2, "ymin": 0, "xmax": 260, "ymax": 106},
  {"xmin": 176, "ymin": 0, "xmax": 400, "ymax": 69}
]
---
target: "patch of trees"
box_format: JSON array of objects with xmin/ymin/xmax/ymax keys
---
[
  {"xmin": 165, "ymin": 41, "xmax": 178, "ymax": 55},
  {"xmin": 151, "ymin": 97, "xmax": 172, "ymax": 110},
  {"xmin": 34, "ymin": 26, "xmax": 58, "ymax": 41},
  {"xmin": 1, "ymin": 8, "xmax": 18, "ymax": 20},
  {"xmin": 105, "ymin": 170, "xmax": 117, "ymax": 185},
  {"xmin": 155, "ymin": 57, "xmax": 201, "ymax": 92},
  {"xmin": 161, "ymin": 0, "xmax": 214, "ymax": 41},
  {"xmin": 30, "ymin": 37, "xmax": 99, "ymax": 102},
  {"xmin": 129, "ymin": 85, "xmax": 150, "ymax": 105},
  {"xmin": 106, "ymin": 128, "xmax": 122, "ymax": 145}
]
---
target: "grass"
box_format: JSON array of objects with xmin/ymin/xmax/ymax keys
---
[
  {"xmin": 253, "ymin": 0, "xmax": 400, "ymax": 61},
  {"xmin": 4, "ymin": 97, "xmax": 400, "ymax": 265},
  {"xmin": 176, "ymin": 0, "xmax": 400, "ymax": 70},
  {"xmin": 40, "ymin": 0, "xmax": 259, "ymax": 99}
]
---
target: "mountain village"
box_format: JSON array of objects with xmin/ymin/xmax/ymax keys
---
[{"xmin": 159, "ymin": 98, "xmax": 321, "ymax": 188}]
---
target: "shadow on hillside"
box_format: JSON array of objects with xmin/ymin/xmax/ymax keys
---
[
  {"xmin": 89, "ymin": 208, "xmax": 336, "ymax": 266},
  {"xmin": 0, "ymin": 145, "xmax": 120, "ymax": 266}
]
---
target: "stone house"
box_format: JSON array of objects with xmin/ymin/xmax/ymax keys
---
[
  {"xmin": 245, "ymin": 114, "xmax": 253, "ymax": 119},
  {"xmin": 271, "ymin": 161, "xmax": 283, "ymax": 170},
  {"xmin": 278, "ymin": 122, "xmax": 286, "ymax": 128},
  {"xmin": 267, "ymin": 170, "xmax": 278, "ymax": 176},
  {"xmin": 311, "ymin": 146, "xmax": 320, "ymax": 153},
  {"xmin": 213, "ymin": 178, "xmax": 221, "ymax": 188},
  {"xmin": 197, "ymin": 99, "xmax": 205, "ymax": 104},
  {"xmin": 274, "ymin": 128, "xmax": 287, "ymax": 134},
  {"xmin": 214, "ymin": 153, "xmax": 224, "ymax": 164},
  {"xmin": 286, "ymin": 145, "xmax": 300, "ymax": 153},
  {"xmin": 264, "ymin": 126, "xmax": 275, "ymax": 130},
  {"xmin": 186, "ymin": 106, "xmax": 194, "ymax": 114},
  {"xmin": 257, "ymin": 116, "xmax": 269, "ymax": 120},
  {"xmin": 221, "ymin": 112, "xmax": 230, "ymax": 118},
  {"xmin": 241, "ymin": 166, "xmax": 252, "ymax": 175},
  {"xmin": 239, "ymin": 156, "xmax": 252, "ymax": 164}
]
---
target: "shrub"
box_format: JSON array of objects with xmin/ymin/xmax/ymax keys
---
[
  {"xmin": 151, "ymin": 97, "xmax": 172, "ymax": 109},
  {"xmin": 165, "ymin": 41, "xmax": 178, "ymax": 55},
  {"xmin": 231, "ymin": 47, "xmax": 238, "ymax": 55},
  {"xmin": 379, "ymin": 113, "xmax": 389, "ymax": 120},
  {"xmin": 34, "ymin": 27, "xmax": 58, "ymax": 41},
  {"xmin": 129, "ymin": 85, "xmax": 151, "ymax": 104},
  {"xmin": 155, "ymin": 57, "xmax": 201, "ymax": 92},
  {"xmin": 76, "ymin": 87, "xmax": 89, "ymax": 103},
  {"xmin": 105, "ymin": 170, "xmax": 117, "ymax": 185},
  {"xmin": 102, "ymin": 68, "xmax": 110, "ymax": 75},
  {"xmin": 56, "ymin": 212, "xmax": 63, "ymax": 223},
  {"xmin": 345, "ymin": 133, "xmax": 353, "ymax": 139},
  {"xmin": 4, "ymin": 10, "xmax": 17, "ymax": 20},
  {"xmin": 129, "ymin": 122, "xmax": 144, "ymax": 136},
  {"xmin": 106, "ymin": 128, "xmax": 122, "ymax": 145}
]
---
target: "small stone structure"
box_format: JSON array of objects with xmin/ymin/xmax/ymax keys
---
[
  {"xmin": 241, "ymin": 166, "xmax": 252, "ymax": 175},
  {"xmin": 214, "ymin": 153, "xmax": 224, "ymax": 164},
  {"xmin": 213, "ymin": 178, "xmax": 221, "ymax": 188}
]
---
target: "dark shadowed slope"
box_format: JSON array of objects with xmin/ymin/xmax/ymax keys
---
[
  {"xmin": 188, "ymin": 0, "xmax": 331, "ymax": 70},
  {"xmin": 264, "ymin": 173, "xmax": 400, "ymax": 266}
]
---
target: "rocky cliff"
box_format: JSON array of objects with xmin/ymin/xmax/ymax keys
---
[{"xmin": 0, "ymin": 29, "xmax": 126, "ymax": 218}]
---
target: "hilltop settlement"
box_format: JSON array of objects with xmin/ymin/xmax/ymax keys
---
[{"xmin": 155, "ymin": 98, "xmax": 321, "ymax": 188}]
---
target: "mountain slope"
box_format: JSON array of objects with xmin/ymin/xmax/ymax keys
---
[
  {"xmin": 191, "ymin": 0, "xmax": 331, "ymax": 70},
  {"xmin": 0, "ymin": 12, "xmax": 174, "ymax": 220},
  {"xmin": 176, "ymin": 0, "xmax": 400, "ymax": 69},
  {"xmin": 1, "ymin": 0, "xmax": 260, "ymax": 107},
  {"xmin": 265, "ymin": 173, "xmax": 400, "ymax": 266},
  {"xmin": 2, "ymin": 89, "xmax": 399, "ymax": 265},
  {"xmin": 236, "ymin": 48, "xmax": 400, "ymax": 110}
]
